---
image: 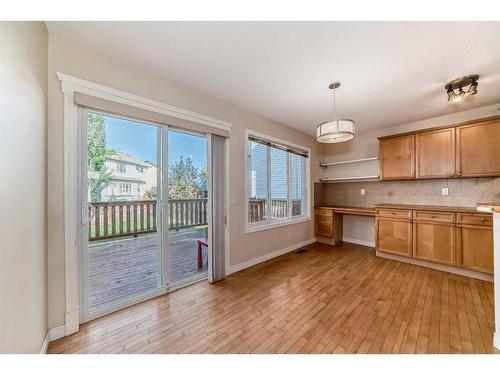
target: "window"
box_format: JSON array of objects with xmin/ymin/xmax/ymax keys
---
[
  {"xmin": 119, "ymin": 183, "xmax": 131, "ymax": 193},
  {"xmin": 136, "ymin": 165, "xmax": 144, "ymax": 173},
  {"xmin": 246, "ymin": 132, "xmax": 309, "ymax": 231},
  {"xmin": 117, "ymin": 162, "xmax": 126, "ymax": 173}
]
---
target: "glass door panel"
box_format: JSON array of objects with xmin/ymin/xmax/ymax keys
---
[
  {"xmin": 82, "ymin": 110, "xmax": 165, "ymax": 318},
  {"xmin": 167, "ymin": 129, "xmax": 208, "ymax": 284}
]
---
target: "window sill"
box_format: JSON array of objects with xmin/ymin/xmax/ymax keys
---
[{"xmin": 245, "ymin": 216, "xmax": 311, "ymax": 234}]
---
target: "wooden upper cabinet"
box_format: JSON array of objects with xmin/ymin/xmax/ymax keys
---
[
  {"xmin": 416, "ymin": 128, "xmax": 455, "ymax": 179},
  {"xmin": 378, "ymin": 116, "xmax": 500, "ymax": 180},
  {"xmin": 456, "ymin": 118, "xmax": 500, "ymax": 177},
  {"xmin": 380, "ymin": 134, "xmax": 415, "ymax": 180}
]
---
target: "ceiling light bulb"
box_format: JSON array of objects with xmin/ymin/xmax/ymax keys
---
[
  {"xmin": 469, "ymin": 81, "xmax": 478, "ymax": 95},
  {"xmin": 447, "ymin": 88, "xmax": 455, "ymax": 101},
  {"xmin": 450, "ymin": 88, "xmax": 465, "ymax": 103}
]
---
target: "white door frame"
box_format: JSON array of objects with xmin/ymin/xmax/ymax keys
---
[{"xmin": 58, "ymin": 72, "xmax": 231, "ymax": 336}]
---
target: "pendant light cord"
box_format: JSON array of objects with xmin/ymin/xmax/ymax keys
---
[{"xmin": 332, "ymin": 87, "xmax": 336, "ymax": 121}]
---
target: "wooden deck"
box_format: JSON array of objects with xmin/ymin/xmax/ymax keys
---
[
  {"xmin": 88, "ymin": 227, "xmax": 207, "ymax": 312},
  {"xmin": 50, "ymin": 242, "xmax": 498, "ymax": 354}
]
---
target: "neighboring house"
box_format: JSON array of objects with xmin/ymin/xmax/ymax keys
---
[{"xmin": 100, "ymin": 151, "xmax": 157, "ymax": 201}]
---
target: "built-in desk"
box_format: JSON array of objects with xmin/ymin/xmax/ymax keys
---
[{"xmin": 314, "ymin": 206, "xmax": 375, "ymax": 245}]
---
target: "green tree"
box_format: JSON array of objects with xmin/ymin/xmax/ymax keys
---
[
  {"xmin": 168, "ymin": 157, "xmax": 204, "ymax": 199},
  {"xmin": 143, "ymin": 186, "xmax": 157, "ymax": 200},
  {"xmin": 87, "ymin": 113, "xmax": 114, "ymax": 202},
  {"xmin": 197, "ymin": 167, "xmax": 208, "ymax": 197}
]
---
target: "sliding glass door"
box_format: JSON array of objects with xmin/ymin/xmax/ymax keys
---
[
  {"xmin": 167, "ymin": 130, "xmax": 208, "ymax": 284},
  {"xmin": 79, "ymin": 109, "xmax": 210, "ymax": 321}
]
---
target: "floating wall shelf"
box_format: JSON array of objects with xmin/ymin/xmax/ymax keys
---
[
  {"xmin": 320, "ymin": 175, "xmax": 380, "ymax": 183},
  {"xmin": 320, "ymin": 156, "xmax": 379, "ymax": 168}
]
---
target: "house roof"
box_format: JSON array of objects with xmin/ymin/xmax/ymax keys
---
[
  {"xmin": 110, "ymin": 176, "xmax": 146, "ymax": 183},
  {"xmin": 107, "ymin": 151, "xmax": 150, "ymax": 167}
]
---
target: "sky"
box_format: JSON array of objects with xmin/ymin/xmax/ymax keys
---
[{"xmin": 104, "ymin": 115, "xmax": 207, "ymax": 169}]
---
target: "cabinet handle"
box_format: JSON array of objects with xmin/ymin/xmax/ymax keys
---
[
  {"xmin": 431, "ymin": 215, "xmax": 436, "ymax": 218},
  {"xmin": 480, "ymin": 218, "xmax": 486, "ymax": 222}
]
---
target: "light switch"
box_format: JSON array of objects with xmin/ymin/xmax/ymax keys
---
[
  {"xmin": 360, "ymin": 188, "xmax": 366, "ymax": 196},
  {"xmin": 441, "ymin": 187, "xmax": 449, "ymax": 196}
]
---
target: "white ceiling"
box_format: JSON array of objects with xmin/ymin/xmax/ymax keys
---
[{"xmin": 46, "ymin": 22, "xmax": 500, "ymax": 136}]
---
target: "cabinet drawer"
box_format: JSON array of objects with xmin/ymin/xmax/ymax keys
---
[
  {"xmin": 457, "ymin": 213, "xmax": 492, "ymax": 226},
  {"xmin": 413, "ymin": 210, "xmax": 455, "ymax": 223},
  {"xmin": 376, "ymin": 208, "xmax": 412, "ymax": 220},
  {"xmin": 315, "ymin": 208, "xmax": 333, "ymax": 217},
  {"xmin": 315, "ymin": 215, "xmax": 333, "ymax": 225},
  {"xmin": 315, "ymin": 223, "xmax": 333, "ymax": 238}
]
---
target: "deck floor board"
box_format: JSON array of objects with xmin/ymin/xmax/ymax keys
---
[{"xmin": 88, "ymin": 227, "xmax": 207, "ymax": 312}]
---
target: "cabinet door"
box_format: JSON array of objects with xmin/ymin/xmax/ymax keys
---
[
  {"xmin": 376, "ymin": 218, "xmax": 412, "ymax": 257},
  {"xmin": 416, "ymin": 128, "xmax": 455, "ymax": 179},
  {"xmin": 456, "ymin": 118, "xmax": 500, "ymax": 177},
  {"xmin": 380, "ymin": 134, "xmax": 415, "ymax": 180},
  {"xmin": 413, "ymin": 222, "xmax": 455, "ymax": 265},
  {"xmin": 457, "ymin": 224, "xmax": 493, "ymax": 274}
]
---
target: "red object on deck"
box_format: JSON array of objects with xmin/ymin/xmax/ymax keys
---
[{"xmin": 197, "ymin": 238, "xmax": 208, "ymax": 269}]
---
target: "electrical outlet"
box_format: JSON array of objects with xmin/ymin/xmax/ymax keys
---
[
  {"xmin": 360, "ymin": 188, "xmax": 366, "ymax": 196},
  {"xmin": 441, "ymin": 187, "xmax": 449, "ymax": 196}
]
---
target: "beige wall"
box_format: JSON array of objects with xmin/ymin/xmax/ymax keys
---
[
  {"xmin": 0, "ymin": 22, "xmax": 48, "ymax": 353},
  {"xmin": 47, "ymin": 36, "xmax": 322, "ymax": 329},
  {"xmin": 319, "ymin": 103, "xmax": 500, "ymax": 245}
]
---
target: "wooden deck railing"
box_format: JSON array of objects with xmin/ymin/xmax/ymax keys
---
[
  {"xmin": 90, "ymin": 197, "xmax": 303, "ymax": 241},
  {"xmin": 248, "ymin": 199, "xmax": 303, "ymax": 223},
  {"xmin": 89, "ymin": 198, "xmax": 208, "ymax": 241}
]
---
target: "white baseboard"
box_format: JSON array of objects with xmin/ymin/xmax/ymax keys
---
[
  {"xmin": 39, "ymin": 331, "xmax": 50, "ymax": 354},
  {"xmin": 494, "ymin": 332, "xmax": 500, "ymax": 350},
  {"xmin": 230, "ymin": 237, "xmax": 317, "ymax": 274},
  {"xmin": 65, "ymin": 310, "xmax": 79, "ymax": 336},
  {"xmin": 48, "ymin": 324, "xmax": 66, "ymax": 342},
  {"xmin": 343, "ymin": 237, "xmax": 375, "ymax": 248}
]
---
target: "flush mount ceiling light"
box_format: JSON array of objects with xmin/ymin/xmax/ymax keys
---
[
  {"xmin": 316, "ymin": 82, "xmax": 355, "ymax": 143},
  {"xmin": 445, "ymin": 74, "xmax": 479, "ymax": 103}
]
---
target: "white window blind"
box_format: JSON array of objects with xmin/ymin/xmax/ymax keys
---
[{"xmin": 247, "ymin": 134, "xmax": 308, "ymax": 228}]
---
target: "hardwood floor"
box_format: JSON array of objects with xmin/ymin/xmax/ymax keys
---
[{"xmin": 48, "ymin": 242, "xmax": 498, "ymax": 354}]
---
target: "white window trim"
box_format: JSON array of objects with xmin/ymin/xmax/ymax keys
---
[{"xmin": 244, "ymin": 129, "xmax": 311, "ymax": 234}]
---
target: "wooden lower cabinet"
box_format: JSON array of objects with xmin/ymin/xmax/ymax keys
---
[
  {"xmin": 413, "ymin": 222, "xmax": 455, "ymax": 265},
  {"xmin": 376, "ymin": 218, "xmax": 412, "ymax": 257},
  {"xmin": 376, "ymin": 206, "xmax": 493, "ymax": 276},
  {"xmin": 315, "ymin": 221, "xmax": 333, "ymax": 237},
  {"xmin": 457, "ymin": 224, "xmax": 494, "ymax": 274}
]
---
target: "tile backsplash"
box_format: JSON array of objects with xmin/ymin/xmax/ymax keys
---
[{"xmin": 315, "ymin": 177, "xmax": 500, "ymax": 208}]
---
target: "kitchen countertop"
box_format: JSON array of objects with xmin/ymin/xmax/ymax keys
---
[
  {"xmin": 376, "ymin": 203, "xmax": 488, "ymax": 214},
  {"xmin": 477, "ymin": 203, "xmax": 500, "ymax": 213},
  {"xmin": 315, "ymin": 204, "xmax": 494, "ymax": 215}
]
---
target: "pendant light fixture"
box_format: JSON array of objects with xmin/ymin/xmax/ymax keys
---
[
  {"xmin": 316, "ymin": 82, "xmax": 355, "ymax": 143},
  {"xmin": 445, "ymin": 74, "xmax": 479, "ymax": 103}
]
